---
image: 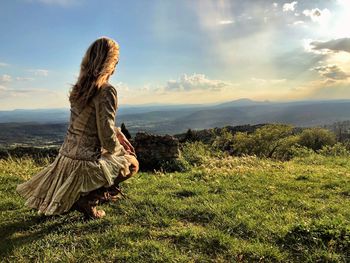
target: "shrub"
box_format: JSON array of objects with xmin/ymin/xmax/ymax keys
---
[
  {"xmin": 272, "ymin": 135, "xmax": 300, "ymax": 160},
  {"xmin": 181, "ymin": 141, "xmax": 223, "ymax": 166},
  {"xmin": 290, "ymin": 145, "xmax": 316, "ymax": 158},
  {"xmin": 317, "ymin": 143, "xmax": 350, "ymax": 157},
  {"xmin": 181, "ymin": 141, "xmax": 208, "ymax": 166},
  {"xmin": 231, "ymin": 124, "xmax": 294, "ymax": 158},
  {"xmin": 298, "ymin": 127, "xmax": 336, "ymax": 151},
  {"xmin": 158, "ymin": 157, "xmax": 191, "ymax": 173},
  {"xmin": 212, "ymin": 127, "xmax": 235, "ymax": 153}
]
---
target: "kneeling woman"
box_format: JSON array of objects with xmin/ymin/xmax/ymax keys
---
[{"xmin": 17, "ymin": 37, "xmax": 139, "ymax": 219}]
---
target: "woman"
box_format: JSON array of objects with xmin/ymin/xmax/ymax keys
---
[{"xmin": 16, "ymin": 37, "xmax": 139, "ymax": 219}]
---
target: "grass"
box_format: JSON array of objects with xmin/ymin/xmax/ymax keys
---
[{"xmin": 0, "ymin": 154, "xmax": 349, "ymax": 262}]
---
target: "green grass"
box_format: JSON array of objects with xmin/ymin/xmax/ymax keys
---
[{"xmin": 1, "ymin": 155, "xmax": 349, "ymax": 262}]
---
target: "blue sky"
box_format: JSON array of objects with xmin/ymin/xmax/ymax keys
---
[{"xmin": 0, "ymin": 0, "xmax": 349, "ymax": 109}]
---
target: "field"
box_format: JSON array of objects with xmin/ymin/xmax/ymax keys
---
[{"xmin": 1, "ymin": 154, "xmax": 350, "ymax": 262}]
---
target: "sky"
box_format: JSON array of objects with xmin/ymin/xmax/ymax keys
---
[{"xmin": 0, "ymin": 0, "xmax": 350, "ymax": 110}]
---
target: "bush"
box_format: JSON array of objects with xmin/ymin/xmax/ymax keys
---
[
  {"xmin": 317, "ymin": 143, "xmax": 350, "ymax": 157},
  {"xmin": 158, "ymin": 157, "xmax": 191, "ymax": 173},
  {"xmin": 231, "ymin": 124, "xmax": 294, "ymax": 158},
  {"xmin": 212, "ymin": 127, "xmax": 235, "ymax": 153},
  {"xmin": 298, "ymin": 127, "xmax": 336, "ymax": 151},
  {"xmin": 181, "ymin": 141, "xmax": 210, "ymax": 166},
  {"xmin": 290, "ymin": 145, "xmax": 316, "ymax": 158},
  {"xmin": 272, "ymin": 135, "xmax": 300, "ymax": 160},
  {"xmin": 181, "ymin": 141, "xmax": 223, "ymax": 166}
]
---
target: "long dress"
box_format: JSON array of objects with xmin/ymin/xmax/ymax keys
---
[{"xmin": 16, "ymin": 84, "xmax": 132, "ymax": 215}]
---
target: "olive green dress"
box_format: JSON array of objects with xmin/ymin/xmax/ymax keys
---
[{"xmin": 16, "ymin": 84, "xmax": 132, "ymax": 215}]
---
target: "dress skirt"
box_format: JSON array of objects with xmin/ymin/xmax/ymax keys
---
[{"xmin": 16, "ymin": 151, "xmax": 133, "ymax": 215}]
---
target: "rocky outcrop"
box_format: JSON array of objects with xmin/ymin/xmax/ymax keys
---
[{"xmin": 133, "ymin": 132, "xmax": 183, "ymax": 172}]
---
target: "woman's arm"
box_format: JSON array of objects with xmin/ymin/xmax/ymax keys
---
[
  {"xmin": 115, "ymin": 127, "xmax": 136, "ymax": 156},
  {"xmin": 95, "ymin": 85, "xmax": 125, "ymax": 154}
]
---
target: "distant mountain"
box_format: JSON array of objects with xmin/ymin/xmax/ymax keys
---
[
  {"xmin": 118, "ymin": 100, "xmax": 350, "ymax": 134},
  {"xmin": 214, "ymin": 98, "xmax": 270, "ymax": 108},
  {"xmin": 2, "ymin": 99, "xmax": 350, "ymax": 138},
  {"xmin": 0, "ymin": 108, "xmax": 70, "ymax": 123}
]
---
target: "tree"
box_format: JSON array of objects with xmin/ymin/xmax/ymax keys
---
[{"xmin": 120, "ymin": 123, "xmax": 132, "ymax": 139}]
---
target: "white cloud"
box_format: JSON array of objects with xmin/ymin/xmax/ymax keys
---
[
  {"xmin": 303, "ymin": 39, "xmax": 326, "ymax": 54},
  {"xmin": 218, "ymin": 20, "xmax": 234, "ymax": 25},
  {"xmin": 0, "ymin": 62, "xmax": 9, "ymax": 67},
  {"xmin": 283, "ymin": 1, "xmax": 297, "ymax": 12},
  {"xmin": 293, "ymin": 20, "xmax": 304, "ymax": 25},
  {"xmin": 1, "ymin": 75, "xmax": 35, "ymax": 83},
  {"xmin": 0, "ymin": 86, "xmax": 53, "ymax": 97},
  {"xmin": 164, "ymin": 74, "xmax": 229, "ymax": 92},
  {"xmin": 251, "ymin": 77, "xmax": 287, "ymax": 85},
  {"xmin": 303, "ymin": 8, "xmax": 331, "ymax": 24},
  {"xmin": 16, "ymin": 77, "xmax": 35, "ymax": 81},
  {"xmin": 114, "ymin": 82, "xmax": 129, "ymax": 92},
  {"xmin": 1, "ymin": 74, "xmax": 12, "ymax": 82},
  {"xmin": 28, "ymin": 69, "xmax": 49, "ymax": 76}
]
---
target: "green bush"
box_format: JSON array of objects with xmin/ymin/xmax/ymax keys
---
[
  {"xmin": 317, "ymin": 143, "xmax": 350, "ymax": 157},
  {"xmin": 181, "ymin": 141, "xmax": 224, "ymax": 166},
  {"xmin": 290, "ymin": 145, "xmax": 316, "ymax": 158},
  {"xmin": 181, "ymin": 141, "xmax": 210, "ymax": 166},
  {"xmin": 159, "ymin": 157, "xmax": 191, "ymax": 173},
  {"xmin": 212, "ymin": 127, "xmax": 235, "ymax": 153},
  {"xmin": 298, "ymin": 127, "xmax": 336, "ymax": 151},
  {"xmin": 272, "ymin": 135, "xmax": 300, "ymax": 160},
  {"xmin": 231, "ymin": 124, "xmax": 294, "ymax": 158}
]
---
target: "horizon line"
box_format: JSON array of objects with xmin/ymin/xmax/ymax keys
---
[{"xmin": 2, "ymin": 98, "xmax": 350, "ymax": 111}]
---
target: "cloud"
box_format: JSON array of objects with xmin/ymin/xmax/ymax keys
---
[
  {"xmin": 0, "ymin": 85, "xmax": 53, "ymax": 98},
  {"xmin": 1, "ymin": 75, "xmax": 36, "ymax": 83},
  {"xmin": 164, "ymin": 74, "xmax": 230, "ymax": 92},
  {"xmin": 1, "ymin": 74, "xmax": 12, "ymax": 82},
  {"xmin": 310, "ymin": 38, "xmax": 350, "ymax": 54},
  {"xmin": 16, "ymin": 77, "xmax": 35, "ymax": 81},
  {"xmin": 0, "ymin": 62, "xmax": 9, "ymax": 67},
  {"xmin": 218, "ymin": 20, "xmax": 234, "ymax": 25},
  {"xmin": 251, "ymin": 77, "xmax": 287, "ymax": 85},
  {"xmin": 312, "ymin": 65, "xmax": 349, "ymax": 81},
  {"xmin": 303, "ymin": 8, "xmax": 331, "ymax": 24},
  {"xmin": 28, "ymin": 69, "xmax": 49, "ymax": 76},
  {"xmin": 293, "ymin": 20, "xmax": 304, "ymax": 26},
  {"xmin": 293, "ymin": 78, "xmax": 350, "ymax": 100},
  {"xmin": 283, "ymin": 1, "xmax": 297, "ymax": 12}
]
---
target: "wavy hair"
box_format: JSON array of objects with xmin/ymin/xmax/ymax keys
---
[{"xmin": 69, "ymin": 37, "xmax": 119, "ymax": 107}]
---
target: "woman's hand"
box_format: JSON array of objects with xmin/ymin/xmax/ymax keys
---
[
  {"xmin": 115, "ymin": 127, "xmax": 135, "ymax": 155},
  {"xmin": 125, "ymin": 155, "xmax": 139, "ymax": 174}
]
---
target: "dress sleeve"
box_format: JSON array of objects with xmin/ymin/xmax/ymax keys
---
[{"xmin": 95, "ymin": 85, "xmax": 125, "ymax": 155}]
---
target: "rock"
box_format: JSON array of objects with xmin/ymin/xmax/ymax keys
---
[{"xmin": 132, "ymin": 132, "xmax": 182, "ymax": 172}]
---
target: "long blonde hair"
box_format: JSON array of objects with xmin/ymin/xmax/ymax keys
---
[{"xmin": 69, "ymin": 37, "xmax": 119, "ymax": 107}]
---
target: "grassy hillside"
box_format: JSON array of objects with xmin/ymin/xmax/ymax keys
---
[{"xmin": 1, "ymin": 155, "xmax": 350, "ymax": 262}]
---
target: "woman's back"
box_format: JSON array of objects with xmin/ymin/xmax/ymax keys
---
[{"xmin": 59, "ymin": 84, "xmax": 123, "ymax": 161}]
